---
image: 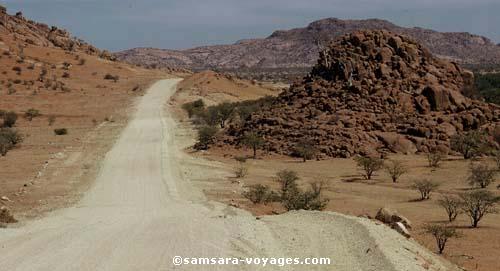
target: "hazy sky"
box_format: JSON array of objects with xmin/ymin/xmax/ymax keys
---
[{"xmin": 1, "ymin": 0, "xmax": 499, "ymax": 52}]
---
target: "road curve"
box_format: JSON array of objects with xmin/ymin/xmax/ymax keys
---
[{"xmin": 0, "ymin": 79, "xmax": 452, "ymax": 271}]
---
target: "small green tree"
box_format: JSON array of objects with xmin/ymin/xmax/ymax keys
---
[
  {"xmin": 355, "ymin": 156, "xmax": 384, "ymax": 180},
  {"xmin": 195, "ymin": 126, "xmax": 218, "ymax": 150},
  {"xmin": 294, "ymin": 139, "xmax": 317, "ymax": 162},
  {"xmin": 460, "ymin": 190, "xmax": 498, "ymax": 228},
  {"xmin": 213, "ymin": 102, "xmax": 235, "ymax": 128},
  {"xmin": 242, "ymin": 132, "xmax": 264, "ymax": 159},
  {"xmin": 438, "ymin": 195, "xmax": 461, "ymax": 222},
  {"xmin": 467, "ymin": 162, "xmax": 496, "ymax": 188},
  {"xmin": 385, "ymin": 160, "xmax": 408, "ymax": 183},
  {"xmin": 412, "ymin": 179, "xmax": 439, "ymax": 200},
  {"xmin": 425, "ymin": 224, "xmax": 460, "ymax": 254},
  {"xmin": 450, "ymin": 131, "xmax": 486, "ymax": 159},
  {"xmin": 181, "ymin": 99, "xmax": 205, "ymax": 118}
]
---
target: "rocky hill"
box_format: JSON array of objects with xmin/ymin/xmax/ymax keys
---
[
  {"xmin": 0, "ymin": 4, "xmax": 169, "ymax": 218},
  {"xmin": 116, "ymin": 18, "xmax": 500, "ymax": 71},
  {"xmin": 0, "ymin": 6, "xmax": 114, "ymax": 60},
  {"xmin": 219, "ymin": 30, "xmax": 500, "ymax": 158}
]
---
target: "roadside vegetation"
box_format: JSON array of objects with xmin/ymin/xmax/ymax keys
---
[
  {"xmin": 243, "ymin": 170, "xmax": 328, "ymax": 211},
  {"xmin": 473, "ymin": 72, "xmax": 500, "ymax": 105}
]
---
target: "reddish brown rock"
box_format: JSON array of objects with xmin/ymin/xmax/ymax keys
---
[{"xmin": 219, "ymin": 30, "xmax": 500, "ymax": 157}]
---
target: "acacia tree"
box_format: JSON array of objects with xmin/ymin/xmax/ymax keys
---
[
  {"xmin": 242, "ymin": 132, "xmax": 264, "ymax": 159},
  {"xmin": 385, "ymin": 160, "xmax": 408, "ymax": 183},
  {"xmin": 213, "ymin": 102, "xmax": 235, "ymax": 128},
  {"xmin": 460, "ymin": 190, "xmax": 498, "ymax": 228},
  {"xmin": 450, "ymin": 131, "xmax": 486, "ymax": 159},
  {"xmin": 294, "ymin": 139, "xmax": 317, "ymax": 162},
  {"xmin": 467, "ymin": 163, "xmax": 496, "ymax": 189},
  {"xmin": 438, "ymin": 195, "xmax": 461, "ymax": 222},
  {"xmin": 355, "ymin": 156, "xmax": 384, "ymax": 180},
  {"xmin": 425, "ymin": 224, "xmax": 460, "ymax": 254},
  {"xmin": 412, "ymin": 179, "xmax": 440, "ymax": 200}
]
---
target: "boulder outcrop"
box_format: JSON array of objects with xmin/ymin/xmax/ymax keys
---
[{"xmin": 220, "ymin": 30, "xmax": 499, "ymax": 157}]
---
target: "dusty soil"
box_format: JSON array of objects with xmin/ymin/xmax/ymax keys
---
[
  {"xmin": 176, "ymin": 70, "xmax": 281, "ymax": 105},
  {"xmin": 172, "ymin": 72, "xmax": 500, "ymax": 271},
  {"xmin": 0, "ymin": 80, "xmax": 457, "ymax": 271},
  {"xmin": 0, "ymin": 42, "xmax": 175, "ymax": 220}
]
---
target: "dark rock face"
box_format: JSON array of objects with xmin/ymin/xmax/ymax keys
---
[{"xmin": 219, "ymin": 31, "xmax": 500, "ymax": 158}]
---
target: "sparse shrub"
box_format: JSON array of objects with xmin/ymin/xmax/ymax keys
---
[
  {"xmin": 467, "ymin": 162, "xmax": 496, "ymax": 188},
  {"xmin": 425, "ymin": 224, "xmax": 460, "ymax": 254},
  {"xmin": 294, "ymin": 138, "xmax": 317, "ymax": 162},
  {"xmin": 438, "ymin": 195, "xmax": 462, "ymax": 222},
  {"xmin": 242, "ymin": 132, "xmax": 264, "ymax": 159},
  {"xmin": 78, "ymin": 58, "xmax": 86, "ymax": 65},
  {"xmin": 0, "ymin": 207, "xmax": 17, "ymax": 224},
  {"xmin": 48, "ymin": 115, "xmax": 56, "ymax": 126},
  {"xmin": 412, "ymin": 179, "xmax": 439, "ymax": 200},
  {"xmin": 427, "ymin": 151, "xmax": 444, "ymax": 168},
  {"xmin": 385, "ymin": 160, "xmax": 408, "ymax": 183},
  {"xmin": 24, "ymin": 108, "xmax": 40, "ymax": 121},
  {"xmin": 450, "ymin": 131, "xmax": 487, "ymax": 159},
  {"xmin": 242, "ymin": 184, "xmax": 279, "ymax": 204},
  {"xmin": 54, "ymin": 128, "xmax": 68, "ymax": 135},
  {"xmin": 275, "ymin": 170, "xmax": 328, "ymax": 211},
  {"xmin": 181, "ymin": 99, "xmax": 205, "ymax": 118},
  {"xmin": 0, "ymin": 128, "xmax": 22, "ymax": 156},
  {"xmin": 282, "ymin": 182, "xmax": 329, "ymax": 211},
  {"xmin": 234, "ymin": 164, "xmax": 248, "ymax": 178},
  {"xmin": 460, "ymin": 190, "xmax": 498, "ymax": 228},
  {"xmin": 194, "ymin": 126, "xmax": 217, "ymax": 150},
  {"xmin": 2, "ymin": 111, "xmax": 17, "ymax": 128},
  {"xmin": 276, "ymin": 170, "xmax": 300, "ymax": 198},
  {"xmin": 355, "ymin": 156, "xmax": 384, "ymax": 180},
  {"xmin": 104, "ymin": 74, "xmax": 119, "ymax": 82}
]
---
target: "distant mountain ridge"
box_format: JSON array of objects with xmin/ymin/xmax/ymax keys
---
[{"xmin": 115, "ymin": 18, "xmax": 500, "ymax": 70}]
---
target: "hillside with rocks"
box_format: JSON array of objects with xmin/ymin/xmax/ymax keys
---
[
  {"xmin": 219, "ymin": 30, "xmax": 500, "ymax": 158},
  {"xmin": 0, "ymin": 5, "xmax": 170, "ymax": 219},
  {"xmin": 116, "ymin": 18, "xmax": 500, "ymax": 71},
  {"xmin": 0, "ymin": 6, "xmax": 115, "ymax": 60}
]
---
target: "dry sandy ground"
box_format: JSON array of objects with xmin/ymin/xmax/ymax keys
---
[
  {"xmin": 0, "ymin": 79, "xmax": 456, "ymax": 271},
  {"xmin": 0, "ymin": 41, "xmax": 174, "ymax": 219}
]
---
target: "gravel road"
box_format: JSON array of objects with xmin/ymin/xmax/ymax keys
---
[{"xmin": 0, "ymin": 79, "xmax": 455, "ymax": 271}]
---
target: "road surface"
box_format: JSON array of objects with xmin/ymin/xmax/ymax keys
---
[{"xmin": 0, "ymin": 79, "xmax": 452, "ymax": 271}]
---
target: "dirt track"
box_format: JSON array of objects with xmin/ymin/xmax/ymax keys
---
[{"xmin": 0, "ymin": 79, "xmax": 455, "ymax": 271}]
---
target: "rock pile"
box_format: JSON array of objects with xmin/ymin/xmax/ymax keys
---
[{"xmin": 222, "ymin": 30, "xmax": 500, "ymax": 157}]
